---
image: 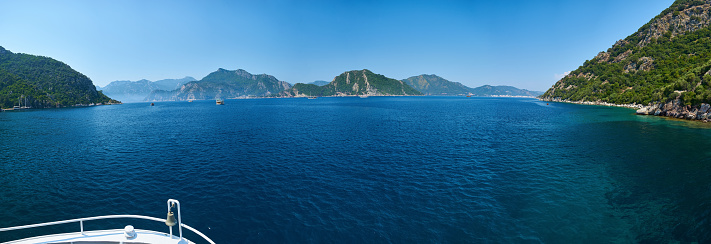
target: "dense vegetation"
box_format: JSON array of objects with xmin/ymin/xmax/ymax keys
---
[
  {"xmin": 285, "ymin": 69, "xmax": 421, "ymax": 96},
  {"xmin": 542, "ymin": 0, "xmax": 711, "ymax": 106},
  {"xmin": 0, "ymin": 46, "xmax": 115, "ymax": 108}
]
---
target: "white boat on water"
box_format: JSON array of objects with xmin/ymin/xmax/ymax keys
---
[{"xmin": 0, "ymin": 199, "xmax": 215, "ymax": 244}]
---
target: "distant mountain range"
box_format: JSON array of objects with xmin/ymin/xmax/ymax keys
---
[
  {"xmin": 139, "ymin": 69, "xmax": 541, "ymax": 101},
  {"xmin": 0, "ymin": 46, "xmax": 115, "ymax": 109},
  {"xmin": 0, "ymin": 46, "xmax": 542, "ymax": 105},
  {"xmin": 146, "ymin": 68, "xmax": 291, "ymax": 101},
  {"xmin": 469, "ymin": 85, "xmax": 543, "ymax": 97},
  {"xmin": 98, "ymin": 77, "xmax": 195, "ymax": 103},
  {"xmin": 402, "ymin": 74, "xmax": 542, "ymax": 97}
]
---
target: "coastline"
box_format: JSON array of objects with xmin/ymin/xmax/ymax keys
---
[
  {"xmin": 539, "ymin": 98, "xmax": 644, "ymax": 109},
  {"xmin": 541, "ymin": 97, "xmax": 711, "ymax": 123}
]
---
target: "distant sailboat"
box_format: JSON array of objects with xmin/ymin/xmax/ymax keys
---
[
  {"xmin": 20, "ymin": 95, "xmax": 30, "ymax": 109},
  {"xmin": 14, "ymin": 95, "xmax": 29, "ymax": 110}
]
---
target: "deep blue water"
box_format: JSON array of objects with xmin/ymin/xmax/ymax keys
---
[{"xmin": 2, "ymin": 97, "xmax": 711, "ymax": 243}]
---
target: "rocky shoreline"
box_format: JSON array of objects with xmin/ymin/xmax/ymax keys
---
[
  {"xmin": 635, "ymin": 100, "xmax": 711, "ymax": 122},
  {"xmin": 542, "ymin": 98, "xmax": 711, "ymax": 122},
  {"xmin": 540, "ymin": 98, "xmax": 645, "ymax": 109}
]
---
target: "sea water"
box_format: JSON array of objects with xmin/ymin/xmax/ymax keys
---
[{"xmin": 1, "ymin": 97, "xmax": 711, "ymax": 243}]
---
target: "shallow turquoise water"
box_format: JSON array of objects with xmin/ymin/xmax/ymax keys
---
[{"xmin": 1, "ymin": 97, "xmax": 711, "ymax": 243}]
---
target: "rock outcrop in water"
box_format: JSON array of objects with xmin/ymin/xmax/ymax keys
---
[{"xmin": 636, "ymin": 100, "xmax": 711, "ymax": 121}]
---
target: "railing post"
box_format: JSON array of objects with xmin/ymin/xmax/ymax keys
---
[
  {"xmin": 167, "ymin": 199, "xmax": 183, "ymax": 240},
  {"xmin": 176, "ymin": 201, "xmax": 183, "ymax": 240},
  {"xmin": 80, "ymin": 220, "xmax": 84, "ymax": 235}
]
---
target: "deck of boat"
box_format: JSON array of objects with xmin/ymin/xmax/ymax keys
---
[{"xmin": 5, "ymin": 228, "xmax": 193, "ymax": 244}]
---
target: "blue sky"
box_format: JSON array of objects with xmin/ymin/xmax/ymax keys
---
[{"xmin": 0, "ymin": 0, "xmax": 674, "ymax": 91}]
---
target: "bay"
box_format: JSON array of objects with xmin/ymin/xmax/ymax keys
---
[{"xmin": 1, "ymin": 97, "xmax": 711, "ymax": 243}]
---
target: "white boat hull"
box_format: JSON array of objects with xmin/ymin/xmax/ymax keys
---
[{"xmin": 5, "ymin": 228, "xmax": 195, "ymax": 244}]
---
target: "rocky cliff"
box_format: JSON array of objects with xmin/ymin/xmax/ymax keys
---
[{"xmin": 636, "ymin": 99, "xmax": 711, "ymax": 121}]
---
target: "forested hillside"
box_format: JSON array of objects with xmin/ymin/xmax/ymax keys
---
[
  {"xmin": 542, "ymin": 0, "xmax": 711, "ymax": 107},
  {"xmin": 0, "ymin": 46, "xmax": 115, "ymax": 108}
]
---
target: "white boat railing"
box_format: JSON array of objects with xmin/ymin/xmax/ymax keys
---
[{"xmin": 0, "ymin": 201, "xmax": 216, "ymax": 244}]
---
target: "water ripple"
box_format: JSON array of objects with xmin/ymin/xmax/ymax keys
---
[{"xmin": 2, "ymin": 98, "xmax": 711, "ymax": 243}]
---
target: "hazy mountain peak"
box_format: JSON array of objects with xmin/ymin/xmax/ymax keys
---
[
  {"xmin": 309, "ymin": 80, "xmax": 329, "ymax": 86},
  {"xmin": 100, "ymin": 77, "xmax": 196, "ymax": 103}
]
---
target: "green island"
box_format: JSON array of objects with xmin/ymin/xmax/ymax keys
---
[
  {"xmin": 283, "ymin": 69, "xmax": 421, "ymax": 97},
  {"xmin": 0, "ymin": 46, "xmax": 117, "ymax": 109}
]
